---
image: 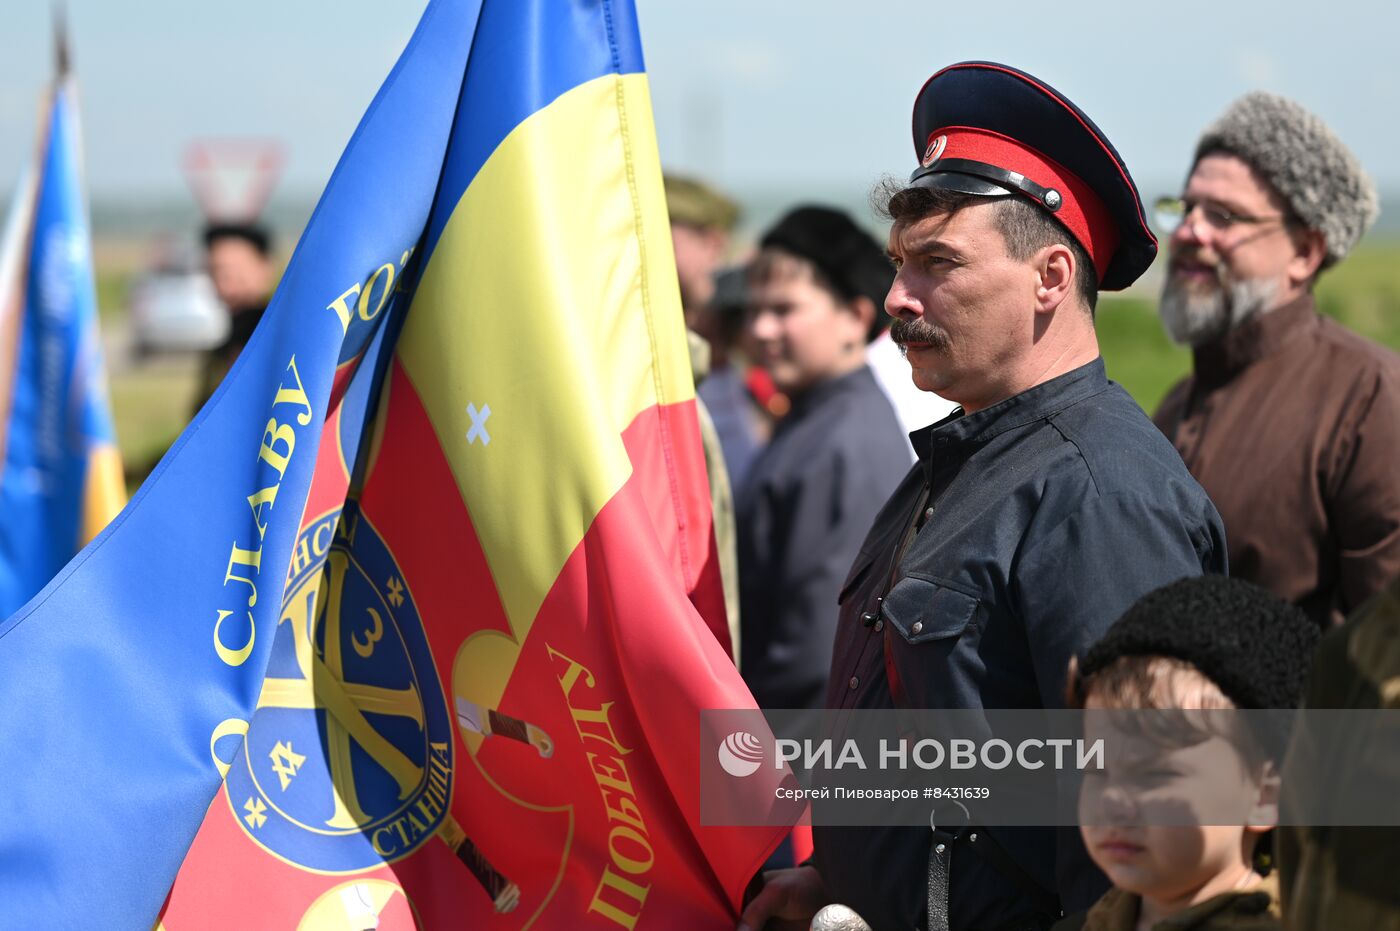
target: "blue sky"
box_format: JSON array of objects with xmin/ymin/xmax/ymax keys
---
[{"xmin": 1, "ymin": 0, "xmax": 1396, "ymax": 210}]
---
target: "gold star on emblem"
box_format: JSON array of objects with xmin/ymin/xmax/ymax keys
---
[
  {"xmin": 243, "ymin": 797, "xmax": 268, "ymax": 830},
  {"xmin": 386, "ymin": 576, "xmax": 405, "ymax": 608}
]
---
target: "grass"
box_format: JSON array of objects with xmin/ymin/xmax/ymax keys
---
[
  {"xmin": 95, "ymin": 267, "xmax": 129, "ymax": 325},
  {"xmin": 1097, "ymin": 295, "xmax": 1191, "ymax": 414},
  {"xmin": 1315, "ymin": 240, "xmax": 1400, "ymax": 347},
  {"xmin": 108, "ymin": 356, "xmax": 198, "ymax": 486}
]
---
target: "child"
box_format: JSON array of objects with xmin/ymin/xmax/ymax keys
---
[{"xmin": 1055, "ymin": 576, "xmax": 1319, "ymax": 931}]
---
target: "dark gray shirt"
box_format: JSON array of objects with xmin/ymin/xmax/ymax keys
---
[
  {"xmin": 737, "ymin": 365, "xmax": 909, "ymax": 710},
  {"xmin": 814, "ymin": 359, "xmax": 1227, "ymax": 930}
]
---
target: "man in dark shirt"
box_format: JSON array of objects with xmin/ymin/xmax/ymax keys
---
[
  {"xmin": 1151, "ymin": 92, "xmax": 1400, "ymax": 627},
  {"xmin": 192, "ymin": 222, "xmax": 276, "ymax": 415},
  {"xmin": 736, "ymin": 206, "xmax": 910, "ymax": 711},
  {"xmin": 740, "ymin": 62, "xmax": 1226, "ymax": 931}
]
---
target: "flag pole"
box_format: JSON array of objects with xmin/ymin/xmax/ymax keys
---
[{"xmin": 53, "ymin": 1, "xmax": 71, "ymax": 79}]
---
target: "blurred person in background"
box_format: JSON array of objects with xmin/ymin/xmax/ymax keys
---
[
  {"xmin": 665, "ymin": 174, "xmax": 750, "ymax": 660},
  {"xmin": 664, "ymin": 174, "xmax": 735, "ymax": 325},
  {"xmin": 192, "ymin": 221, "xmax": 275, "ymax": 414},
  {"xmin": 702, "ymin": 266, "xmax": 768, "ymax": 492},
  {"xmin": 1153, "ymin": 92, "xmax": 1400, "ymax": 627},
  {"xmin": 665, "ymin": 175, "xmax": 767, "ymax": 490},
  {"xmin": 735, "ymin": 205, "xmax": 908, "ymax": 712}
]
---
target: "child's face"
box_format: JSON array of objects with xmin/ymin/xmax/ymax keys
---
[{"xmin": 1077, "ymin": 692, "xmax": 1274, "ymax": 905}]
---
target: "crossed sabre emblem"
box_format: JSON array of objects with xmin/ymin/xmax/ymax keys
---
[
  {"xmin": 258, "ymin": 550, "xmax": 424, "ymax": 828},
  {"xmin": 239, "ymin": 510, "xmax": 541, "ymax": 914}
]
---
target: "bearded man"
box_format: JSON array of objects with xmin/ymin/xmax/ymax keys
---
[{"xmin": 1153, "ymin": 92, "xmax": 1400, "ymax": 627}]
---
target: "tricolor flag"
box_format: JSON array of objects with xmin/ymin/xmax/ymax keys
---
[
  {"xmin": 0, "ymin": 29, "xmax": 124, "ymax": 617},
  {"xmin": 0, "ymin": 0, "xmax": 782, "ymax": 926}
]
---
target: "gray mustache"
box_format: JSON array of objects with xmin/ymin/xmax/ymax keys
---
[{"xmin": 890, "ymin": 317, "xmax": 951, "ymax": 349}]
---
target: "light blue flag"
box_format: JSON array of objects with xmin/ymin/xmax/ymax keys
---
[
  {"xmin": 0, "ymin": 1, "xmax": 485, "ymax": 923},
  {"xmin": 0, "ymin": 71, "xmax": 125, "ymax": 618}
]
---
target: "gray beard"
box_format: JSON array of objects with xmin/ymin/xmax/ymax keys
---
[{"xmin": 1158, "ymin": 274, "xmax": 1281, "ymax": 348}]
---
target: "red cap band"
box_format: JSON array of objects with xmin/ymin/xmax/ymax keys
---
[{"xmin": 922, "ymin": 125, "xmax": 1119, "ymax": 283}]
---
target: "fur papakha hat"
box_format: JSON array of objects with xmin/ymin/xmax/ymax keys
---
[
  {"xmin": 1078, "ymin": 575, "xmax": 1319, "ymax": 713},
  {"xmin": 1076, "ymin": 576, "xmax": 1320, "ymax": 762},
  {"xmin": 1194, "ymin": 91, "xmax": 1378, "ymax": 268}
]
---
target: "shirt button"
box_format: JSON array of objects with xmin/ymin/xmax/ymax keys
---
[
  {"xmin": 924, "ymin": 507, "xmax": 934, "ymax": 520},
  {"xmin": 911, "ymin": 621, "xmax": 923, "ymax": 635},
  {"xmin": 873, "ymin": 619, "xmax": 884, "ymax": 632},
  {"xmin": 849, "ymin": 676, "xmax": 860, "ymax": 690}
]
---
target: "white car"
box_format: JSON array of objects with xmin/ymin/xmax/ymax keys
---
[{"xmin": 128, "ymin": 256, "xmax": 229, "ymax": 356}]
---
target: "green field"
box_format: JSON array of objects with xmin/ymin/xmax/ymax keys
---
[{"xmin": 101, "ymin": 237, "xmax": 1400, "ymax": 489}]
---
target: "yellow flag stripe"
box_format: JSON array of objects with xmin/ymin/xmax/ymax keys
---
[
  {"xmin": 80, "ymin": 443, "xmax": 125, "ymax": 546},
  {"xmin": 398, "ymin": 73, "xmax": 690, "ymax": 658}
]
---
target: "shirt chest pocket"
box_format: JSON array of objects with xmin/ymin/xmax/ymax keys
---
[{"xmin": 882, "ymin": 575, "xmax": 980, "ymax": 647}]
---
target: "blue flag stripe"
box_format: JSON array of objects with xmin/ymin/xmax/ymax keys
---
[{"xmin": 419, "ymin": 0, "xmax": 645, "ymax": 266}]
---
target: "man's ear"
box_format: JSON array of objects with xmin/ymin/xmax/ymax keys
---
[
  {"xmin": 1035, "ymin": 244, "xmax": 1076, "ymax": 315},
  {"xmin": 1246, "ymin": 760, "xmax": 1281, "ymax": 833},
  {"xmin": 1287, "ymin": 228, "xmax": 1327, "ymax": 289}
]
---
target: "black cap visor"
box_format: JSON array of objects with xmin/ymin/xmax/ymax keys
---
[
  {"xmin": 910, "ymin": 158, "xmax": 1065, "ymax": 212},
  {"xmin": 909, "ymin": 169, "xmax": 1013, "ymax": 198}
]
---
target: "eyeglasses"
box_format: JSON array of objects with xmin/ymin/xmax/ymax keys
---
[{"xmin": 1152, "ymin": 196, "xmax": 1295, "ymax": 234}]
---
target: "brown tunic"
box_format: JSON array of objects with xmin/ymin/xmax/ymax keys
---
[{"xmin": 1154, "ymin": 295, "xmax": 1400, "ymax": 626}]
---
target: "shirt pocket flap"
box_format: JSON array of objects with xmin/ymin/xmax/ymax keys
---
[{"xmin": 883, "ymin": 576, "xmax": 980, "ymax": 644}]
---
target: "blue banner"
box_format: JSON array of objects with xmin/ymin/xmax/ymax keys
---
[
  {"xmin": 0, "ymin": 80, "xmax": 123, "ymax": 617},
  {"xmin": 0, "ymin": 1, "xmax": 483, "ymax": 923}
]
